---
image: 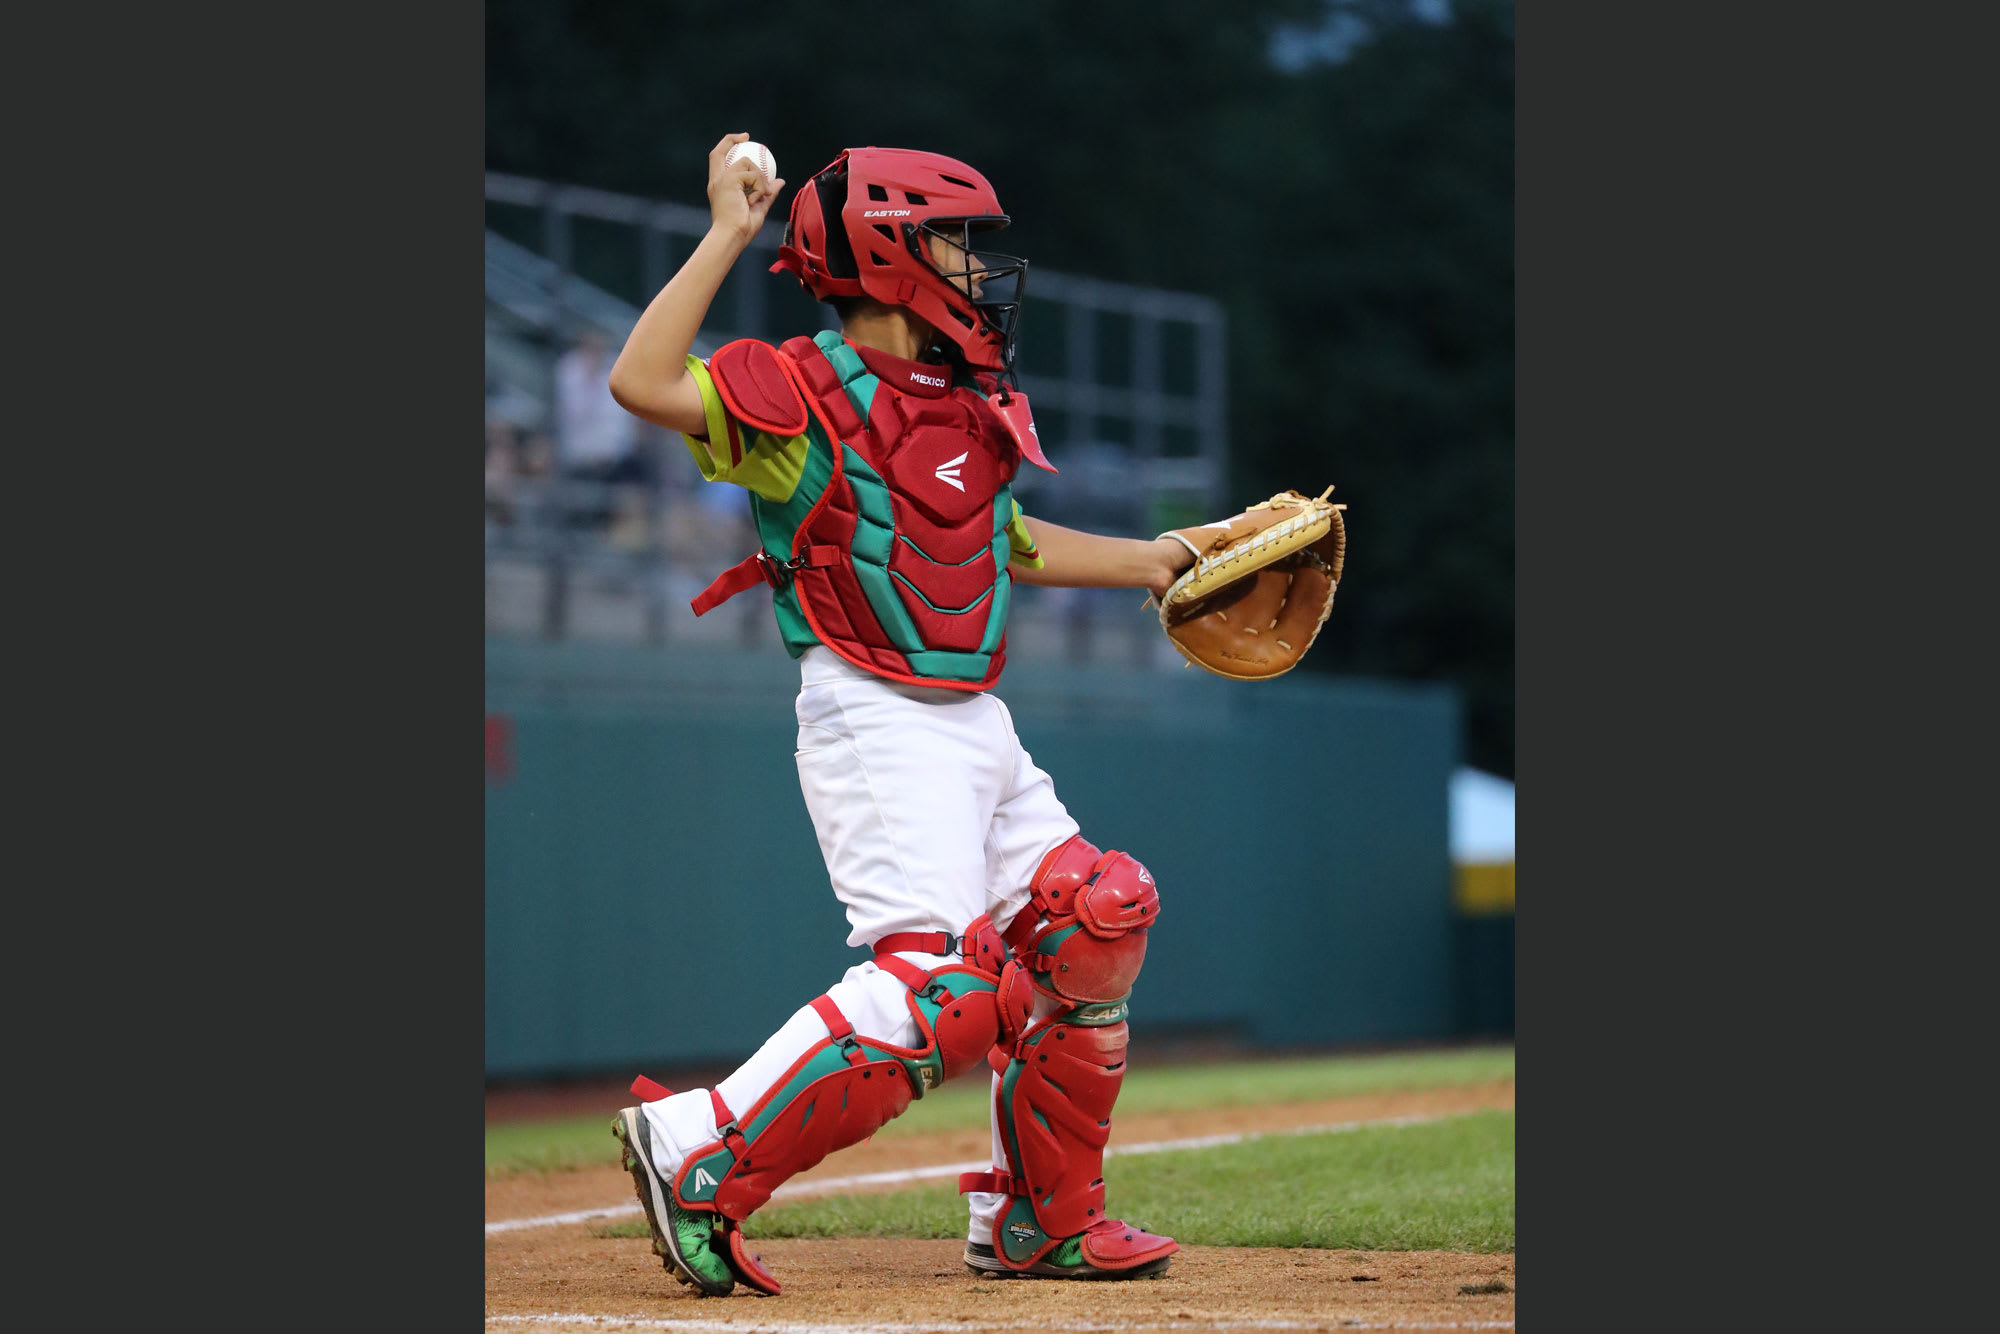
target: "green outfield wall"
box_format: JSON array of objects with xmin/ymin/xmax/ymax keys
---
[{"xmin": 485, "ymin": 637, "xmax": 1463, "ymax": 1080}]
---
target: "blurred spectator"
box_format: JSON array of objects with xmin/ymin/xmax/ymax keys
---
[
  {"xmin": 660, "ymin": 478, "xmax": 755, "ymax": 566},
  {"xmin": 485, "ymin": 416, "xmax": 521, "ymax": 533},
  {"xmin": 555, "ymin": 331, "xmax": 642, "ymax": 529},
  {"xmin": 519, "ymin": 430, "xmax": 556, "ymax": 480},
  {"xmin": 486, "ymin": 410, "xmax": 560, "ymax": 541},
  {"xmin": 606, "ymin": 485, "xmax": 655, "ymax": 553}
]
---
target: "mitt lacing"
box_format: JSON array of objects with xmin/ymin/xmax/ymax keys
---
[{"xmin": 1243, "ymin": 485, "xmax": 1335, "ymax": 514}]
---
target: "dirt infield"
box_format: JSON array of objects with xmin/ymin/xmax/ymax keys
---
[
  {"xmin": 487, "ymin": 1080, "xmax": 1514, "ymax": 1331},
  {"xmin": 487, "ymin": 1238, "xmax": 1515, "ymax": 1331}
]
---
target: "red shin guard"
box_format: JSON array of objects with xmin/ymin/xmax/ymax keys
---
[
  {"xmin": 1005, "ymin": 1017, "xmax": 1127, "ymax": 1236},
  {"xmin": 668, "ymin": 920, "xmax": 1010, "ymax": 1223},
  {"xmin": 959, "ymin": 836, "xmax": 1174, "ymax": 1273},
  {"xmin": 964, "ymin": 1015, "xmax": 1175, "ymax": 1271}
]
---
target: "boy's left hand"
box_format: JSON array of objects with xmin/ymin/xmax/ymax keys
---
[
  {"xmin": 1147, "ymin": 538, "xmax": 1196, "ymax": 601},
  {"xmin": 1153, "ymin": 488, "xmax": 1346, "ymax": 680}
]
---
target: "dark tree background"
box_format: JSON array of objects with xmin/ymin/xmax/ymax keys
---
[{"xmin": 487, "ymin": 0, "xmax": 1515, "ymax": 777}]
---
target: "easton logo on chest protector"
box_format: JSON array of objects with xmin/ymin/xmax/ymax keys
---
[{"xmin": 886, "ymin": 428, "xmax": 997, "ymax": 522}]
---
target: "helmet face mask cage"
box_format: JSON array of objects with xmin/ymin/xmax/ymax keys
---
[{"xmin": 911, "ymin": 216, "xmax": 1028, "ymax": 377}]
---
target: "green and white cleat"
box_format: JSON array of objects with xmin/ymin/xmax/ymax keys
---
[{"xmin": 612, "ymin": 1107, "xmax": 735, "ymax": 1296}]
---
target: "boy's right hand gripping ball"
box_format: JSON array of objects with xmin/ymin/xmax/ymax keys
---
[
  {"xmin": 723, "ymin": 141, "xmax": 776, "ymax": 194},
  {"xmin": 1156, "ymin": 488, "xmax": 1346, "ymax": 681}
]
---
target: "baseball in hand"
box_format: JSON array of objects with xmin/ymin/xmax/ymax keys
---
[{"xmin": 723, "ymin": 141, "xmax": 776, "ymax": 195}]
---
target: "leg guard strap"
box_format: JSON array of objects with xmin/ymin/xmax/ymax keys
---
[
  {"xmin": 874, "ymin": 917, "xmax": 1010, "ymax": 977},
  {"xmin": 958, "ymin": 1169, "xmax": 1027, "ymax": 1196},
  {"xmin": 871, "ymin": 950, "xmax": 943, "ymax": 997},
  {"xmin": 806, "ymin": 995, "xmax": 873, "ymax": 1067},
  {"xmin": 708, "ymin": 1090, "xmax": 750, "ymax": 1161}
]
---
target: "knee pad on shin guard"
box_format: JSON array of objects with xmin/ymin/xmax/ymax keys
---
[{"xmin": 1004, "ymin": 835, "xmax": 1161, "ymax": 1006}]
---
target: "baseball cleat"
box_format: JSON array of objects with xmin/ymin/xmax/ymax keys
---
[
  {"xmin": 612, "ymin": 1107, "xmax": 735, "ymax": 1296},
  {"xmin": 964, "ymin": 1218, "xmax": 1176, "ymax": 1280}
]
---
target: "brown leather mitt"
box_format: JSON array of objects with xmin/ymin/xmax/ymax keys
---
[{"xmin": 1156, "ymin": 487, "xmax": 1346, "ymax": 681}]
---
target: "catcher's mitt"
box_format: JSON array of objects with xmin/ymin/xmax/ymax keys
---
[{"xmin": 1156, "ymin": 487, "xmax": 1346, "ymax": 680}]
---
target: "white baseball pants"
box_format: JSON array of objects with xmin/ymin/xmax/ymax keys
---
[{"xmin": 640, "ymin": 646, "xmax": 1080, "ymax": 1242}]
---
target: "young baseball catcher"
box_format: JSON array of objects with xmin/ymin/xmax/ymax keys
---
[{"xmin": 604, "ymin": 134, "xmax": 1343, "ymax": 1297}]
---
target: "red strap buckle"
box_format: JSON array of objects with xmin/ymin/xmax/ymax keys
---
[
  {"xmin": 872, "ymin": 949, "xmax": 947, "ymax": 1001},
  {"xmin": 710, "ymin": 1090, "xmax": 749, "ymax": 1157},
  {"xmin": 692, "ymin": 546, "xmax": 840, "ymax": 616},
  {"xmin": 809, "ymin": 994, "xmax": 872, "ymax": 1067},
  {"xmin": 873, "ymin": 930, "xmax": 964, "ymax": 959},
  {"xmin": 957, "ymin": 1170, "xmax": 1026, "ymax": 1197},
  {"xmin": 754, "ymin": 550, "xmax": 796, "ymax": 590},
  {"xmin": 808, "ymin": 993, "xmax": 853, "ymax": 1039},
  {"xmin": 778, "ymin": 545, "xmax": 840, "ymax": 581}
]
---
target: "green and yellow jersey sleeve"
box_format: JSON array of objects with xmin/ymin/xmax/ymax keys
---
[
  {"xmin": 681, "ymin": 351, "xmax": 1045, "ymax": 570},
  {"xmin": 680, "ymin": 355, "xmax": 811, "ymax": 504},
  {"xmin": 1003, "ymin": 499, "xmax": 1042, "ymax": 571}
]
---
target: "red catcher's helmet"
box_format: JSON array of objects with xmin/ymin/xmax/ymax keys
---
[{"xmin": 771, "ymin": 147, "xmax": 1028, "ymax": 374}]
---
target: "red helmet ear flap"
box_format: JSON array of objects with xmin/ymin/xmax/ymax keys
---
[
  {"xmin": 769, "ymin": 246, "xmax": 802, "ymax": 282},
  {"xmin": 770, "ymin": 153, "xmax": 863, "ymax": 299}
]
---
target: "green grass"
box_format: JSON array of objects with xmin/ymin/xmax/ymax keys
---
[
  {"xmin": 1082, "ymin": 1045, "xmax": 1514, "ymax": 1118},
  {"xmin": 486, "ymin": 1114, "xmax": 632, "ymax": 1179},
  {"xmin": 595, "ymin": 1110, "xmax": 1515, "ymax": 1252},
  {"xmin": 487, "ymin": 1044, "xmax": 1513, "ymax": 1179}
]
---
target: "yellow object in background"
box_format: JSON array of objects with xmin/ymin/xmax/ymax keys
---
[
  {"xmin": 1450, "ymin": 768, "xmax": 1513, "ymax": 917},
  {"xmin": 1454, "ymin": 860, "xmax": 1515, "ymax": 916}
]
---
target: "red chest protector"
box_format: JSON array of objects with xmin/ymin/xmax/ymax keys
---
[{"xmin": 693, "ymin": 332, "xmax": 1054, "ymax": 692}]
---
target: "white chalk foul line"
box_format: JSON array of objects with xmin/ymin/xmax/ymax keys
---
[
  {"xmin": 488, "ymin": 1320, "xmax": 1512, "ymax": 1328},
  {"xmin": 488, "ymin": 1113, "xmax": 1451, "ymax": 1236}
]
